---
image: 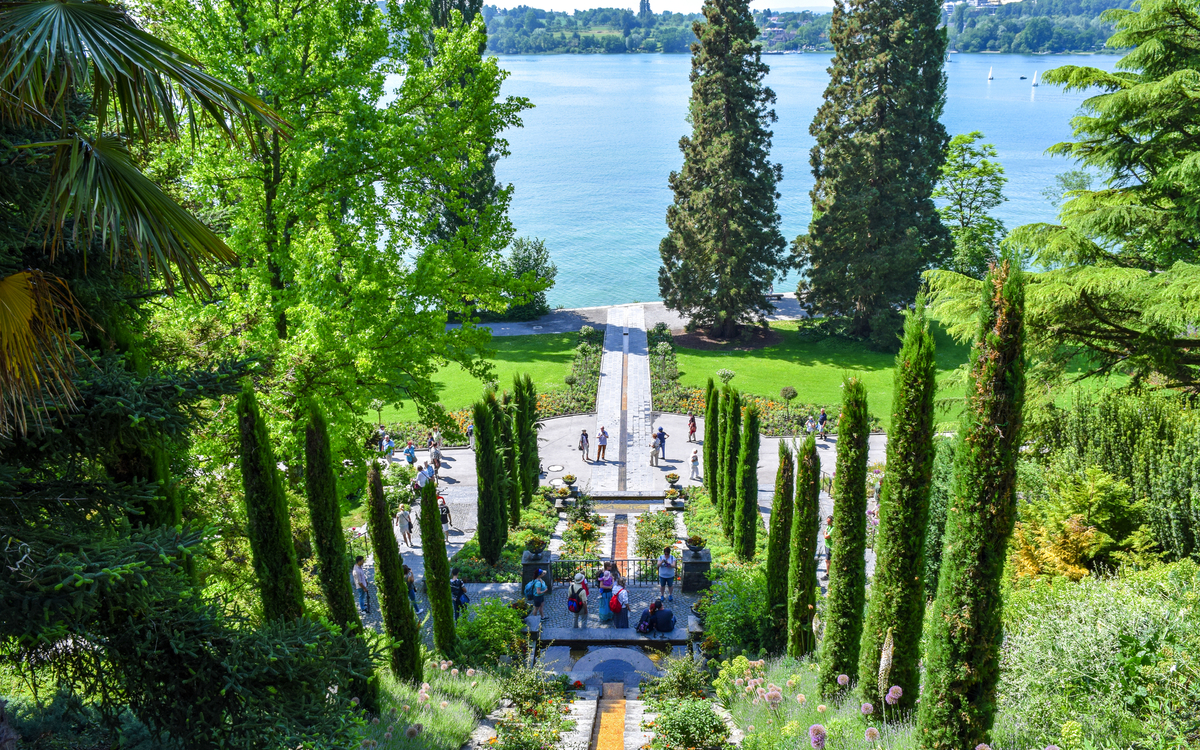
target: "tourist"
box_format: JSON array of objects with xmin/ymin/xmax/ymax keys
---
[
  {"xmin": 823, "ymin": 514, "xmax": 835, "ymax": 570},
  {"xmin": 467, "ymin": 422, "xmax": 474, "ymax": 448},
  {"xmin": 656, "ymin": 545, "xmax": 677, "ymax": 602},
  {"xmin": 687, "ymin": 413, "xmax": 696, "ymax": 442},
  {"xmin": 597, "ymin": 426, "xmax": 608, "ymax": 461},
  {"xmin": 415, "ymin": 462, "xmax": 431, "ymax": 492},
  {"xmin": 596, "ymin": 562, "xmax": 615, "ymax": 623},
  {"xmin": 403, "ymin": 564, "xmax": 421, "ymax": 615},
  {"xmin": 637, "ymin": 600, "xmax": 676, "ymax": 633},
  {"xmin": 395, "ymin": 504, "xmax": 414, "ymax": 547},
  {"xmin": 404, "ymin": 440, "xmax": 417, "ymax": 466},
  {"xmin": 818, "ymin": 408, "xmax": 828, "ymax": 440},
  {"xmin": 689, "ymin": 449, "xmax": 700, "ymax": 480},
  {"xmin": 383, "ymin": 434, "xmax": 395, "ymax": 457},
  {"xmin": 430, "ymin": 443, "xmax": 442, "ymax": 474},
  {"xmin": 526, "ymin": 568, "xmax": 548, "ymax": 617},
  {"xmin": 567, "ymin": 572, "xmax": 589, "ymax": 629},
  {"xmin": 432, "ymin": 427, "xmax": 442, "ymax": 449},
  {"xmin": 352, "ymin": 556, "xmax": 370, "ymax": 615},
  {"xmin": 656, "ymin": 426, "xmax": 669, "ymax": 459},
  {"xmin": 611, "ymin": 577, "xmax": 630, "ymax": 628},
  {"xmin": 579, "ymin": 429, "xmax": 590, "ymax": 462},
  {"xmin": 450, "ymin": 568, "xmax": 467, "ymax": 620},
  {"xmin": 439, "ymin": 497, "xmax": 454, "ymax": 536},
  {"xmin": 649, "ymin": 436, "xmax": 659, "ymax": 467},
  {"xmin": 805, "ymin": 415, "xmax": 817, "ymax": 436},
  {"xmin": 426, "ymin": 431, "xmax": 435, "ymax": 450}
]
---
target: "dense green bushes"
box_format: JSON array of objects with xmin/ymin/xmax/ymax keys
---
[
  {"xmin": 454, "ymin": 598, "xmax": 527, "ymax": 667},
  {"xmin": 450, "ymin": 492, "xmax": 557, "ymax": 582},
  {"xmin": 683, "ymin": 485, "xmax": 767, "ymax": 572}
]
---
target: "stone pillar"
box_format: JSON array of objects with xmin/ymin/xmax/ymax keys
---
[
  {"xmin": 681, "ymin": 549, "xmax": 711, "ymax": 593},
  {"xmin": 521, "ymin": 550, "xmax": 554, "ymax": 596}
]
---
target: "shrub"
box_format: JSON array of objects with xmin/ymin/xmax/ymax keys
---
[
  {"xmin": 454, "ymin": 598, "xmax": 526, "ymax": 668},
  {"xmin": 684, "ymin": 486, "xmax": 766, "ymax": 574},
  {"xmin": 640, "ymin": 656, "xmax": 711, "ymax": 702},
  {"xmin": 700, "ymin": 565, "xmax": 772, "ymax": 658},
  {"xmin": 645, "ymin": 698, "xmax": 730, "ymax": 750},
  {"xmin": 451, "ymin": 496, "xmax": 558, "ymax": 582},
  {"xmin": 635, "ymin": 511, "xmax": 678, "ymax": 559}
]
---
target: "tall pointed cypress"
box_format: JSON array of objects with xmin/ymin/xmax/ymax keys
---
[
  {"xmin": 722, "ymin": 389, "xmax": 742, "ymax": 536},
  {"xmin": 918, "ymin": 259, "xmax": 1025, "ymax": 750},
  {"xmin": 703, "ymin": 378, "xmax": 720, "ymax": 489},
  {"xmin": 857, "ymin": 300, "xmax": 937, "ymax": 710},
  {"xmin": 237, "ymin": 386, "xmax": 304, "ymax": 622},
  {"xmin": 717, "ymin": 389, "xmax": 731, "ymax": 522},
  {"xmin": 734, "ymin": 404, "xmax": 761, "ymax": 561},
  {"xmin": 367, "ymin": 462, "xmax": 422, "ymax": 683},
  {"xmin": 305, "ymin": 403, "xmax": 377, "ymax": 710},
  {"xmin": 657, "ymin": 0, "xmax": 788, "ymax": 338},
  {"xmin": 500, "ymin": 390, "xmax": 521, "ymax": 528},
  {"xmin": 516, "ymin": 374, "xmax": 540, "ymax": 507},
  {"xmin": 474, "ymin": 395, "xmax": 505, "ymax": 564},
  {"xmin": 487, "ymin": 391, "xmax": 511, "ymax": 537},
  {"xmin": 419, "ymin": 480, "xmax": 458, "ymax": 656},
  {"xmin": 766, "ymin": 440, "xmax": 794, "ymax": 640},
  {"xmin": 788, "ymin": 435, "xmax": 821, "ymax": 658},
  {"xmin": 819, "ymin": 376, "xmax": 869, "ymax": 697},
  {"xmin": 795, "ymin": 0, "xmax": 951, "ymax": 344}
]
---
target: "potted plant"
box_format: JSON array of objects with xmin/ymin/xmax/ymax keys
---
[
  {"xmin": 665, "ymin": 488, "xmax": 681, "ymax": 504},
  {"xmin": 555, "ymin": 487, "xmax": 571, "ymax": 499},
  {"xmin": 562, "ymin": 474, "xmax": 577, "ymax": 486},
  {"xmin": 685, "ymin": 534, "xmax": 706, "ymax": 558},
  {"xmin": 664, "ymin": 472, "xmax": 680, "ymax": 487},
  {"xmin": 525, "ymin": 536, "xmax": 548, "ymax": 558}
]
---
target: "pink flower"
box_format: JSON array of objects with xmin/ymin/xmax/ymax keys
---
[
  {"xmin": 440, "ymin": 701, "xmax": 449, "ymax": 709},
  {"xmin": 471, "ymin": 681, "xmax": 478, "ymax": 687},
  {"xmin": 808, "ymin": 724, "xmax": 827, "ymax": 750},
  {"xmin": 384, "ymin": 734, "xmax": 392, "ymax": 740},
  {"xmin": 796, "ymin": 694, "xmax": 807, "ymax": 705},
  {"xmin": 865, "ymin": 727, "xmax": 880, "ymax": 742},
  {"xmin": 747, "ymin": 725, "xmax": 755, "ymax": 732},
  {"xmin": 974, "ymin": 745, "xmax": 991, "ymax": 750},
  {"xmin": 837, "ymin": 674, "xmax": 849, "ymax": 687},
  {"xmin": 817, "ymin": 704, "xmax": 827, "ymax": 713},
  {"xmin": 735, "ymin": 678, "xmax": 745, "ymax": 687},
  {"xmin": 786, "ymin": 679, "xmax": 796, "ymax": 688},
  {"xmin": 451, "ymin": 668, "xmax": 460, "ymax": 677},
  {"xmin": 467, "ymin": 669, "xmax": 477, "ymax": 677},
  {"xmin": 861, "ymin": 702, "xmax": 874, "ymax": 715},
  {"xmin": 351, "ymin": 697, "xmax": 360, "ymax": 706},
  {"xmin": 372, "ymin": 717, "xmax": 380, "ymax": 725}
]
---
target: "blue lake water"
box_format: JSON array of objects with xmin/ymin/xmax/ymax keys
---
[{"xmin": 493, "ymin": 52, "xmax": 1120, "ymax": 308}]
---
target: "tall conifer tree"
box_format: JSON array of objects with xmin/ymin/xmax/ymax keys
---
[
  {"xmin": 703, "ymin": 378, "xmax": 720, "ymax": 488},
  {"xmin": 858, "ymin": 300, "xmax": 937, "ymax": 710},
  {"xmin": 488, "ymin": 391, "xmax": 511, "ymax": 536},
  {"xmin": 420, "ymin": 480, "xmax": 458, "ymax": 656},
  {"xmin": 734, "ymin": 405, "xmax": 761, "ymax": 561},
  {"xmin": 237, "ymin": 387, "xmax": 304, "ymax": 622},
  {"xmin": 658, "ymin": 0, "xmax": 788, "ymax": 338},
  {"xmin": 500, "ymin": 390, "xmax": 521, "ymax": 528},
  {"xmin": 516, "ymin": 374, "xmax": 540, "ymax": 507},
  {"xmin": 788, "ymin": 435, "xmax": 821, "ymax": 658},
  {"xmin": 367, "ymin": 463, "xmax": 422, "ymax": 683},
  {"xmin": 918, "ymin": 260, "xmax": 1025, "ymax": 750},
  {"xmin": 819, "ymin": 377, "xmax": 870, "ymax": 697},
  {"xmin": 795, "ymin": 0, "xmax": 951, "ymax": 344},
  {"xmin": 474, "ymin": 395, "xmax": 506, "ymax": 564},
  {"xmin": 722, "ymin": 389, "xmax": 742, "ymax": 536},
  {"xmin": 717, "ymin": 388, "xmax": 731, "ymax": 522},
  {"xmin": 766, "ymin": 440, "xmax": 795, "ymax": 639}
]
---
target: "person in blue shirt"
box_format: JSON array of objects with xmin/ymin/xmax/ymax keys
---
[
  {"xmin": 656, "ymin": 426, "xmax": 669, "ymax": 460},
  {"xmin": 403, "ymin": 441, "xmax": 417, "ymax": 466}
]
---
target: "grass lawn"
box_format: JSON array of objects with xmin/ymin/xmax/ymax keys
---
[{"xmin": 379, "ymin": 332, "xmax": 578, "ymax": 421}]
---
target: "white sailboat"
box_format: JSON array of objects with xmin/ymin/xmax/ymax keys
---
[
  {"xmin": 988, "ymin": 66, "xmax": 993, "ymax": 80},
  {"xmin": 1031, "ymin": 71, "xmax": 1039, "ymax": 87}
]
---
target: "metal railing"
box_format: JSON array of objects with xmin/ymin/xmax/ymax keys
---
[{"xmin": 549, "ymin": 558, "xmax": 678, "ymax": 588}]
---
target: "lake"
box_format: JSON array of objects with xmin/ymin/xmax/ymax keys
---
[{"xmin": 492, "ymin": 52, "xmax": 1120, "ymax": 308}]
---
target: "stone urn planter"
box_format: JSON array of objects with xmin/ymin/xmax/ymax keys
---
[{"xmin": 685, "ymin": 535, "xmax": 706, "ymax": 559}]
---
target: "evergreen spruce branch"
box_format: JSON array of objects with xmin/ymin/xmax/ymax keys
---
[{"xmin": 787, "ymin": 435, "xmax": 821, "ymax": 658}]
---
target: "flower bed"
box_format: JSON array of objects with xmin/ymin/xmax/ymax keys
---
[
  {"xmin": 683, "ymin": 486, "xmax": 767, "ymax": 574},
  {"xmin": 635, "ymin": 510, "xmax": 678, "ymax": 559},
  {"xmin": 450, "ymin": 494, "xmax": 558, "ymax": 582},
  {"xmin": 494, "ymin": 663, "xmax": 574, "ymax": 750},
  {"xmin": 356, "ymin": 660, "xmax": 503, "ymax": 750},
  {"xmin": 560, "ymin": 518, "xmax": 604, "ymax": 560}
]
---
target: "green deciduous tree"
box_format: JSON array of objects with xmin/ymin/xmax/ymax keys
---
[
  {"xmin": 474, "ymin": 396, "xmax": 506, "ymax": 564},
  {"xmin": 704, "ymin": 378, "xmax": 720, "ymax": 489},
  {"xmin": 795, "ymin": 0, "xmax": 951, "ymax": 346},
  {"xmin": 735, "ymin": 404, "xmax": 761, "ymax": 561},
  {"xmin": 766, "ymin": 440, "xmax": 795, "ymax": 642},
  {"xmin": 657, "ymin": 0, "xmax": 788, "ymax": 338},
  {"xmin": 788, "ymin": 435, "xmax": 821, "ymax": 658},
  {"xmin": 367, "ymin": 462, "xmax": 423, "ymax": 683},
  {"xmin": 238, "ymin": 386, "xmax": 304, "ymax": 622},
  {"xmin": 819, "ymin": 376, "xmax": 869, "ymax": 697},
  {"xmin": 918, "ymin": 258, "xmax": 1025, "ymax": 750},
  {"xmin": 503, "ymin": 238, "xmax": 559, "ymax": 321},
  {"xmin": 420, "ymin": 480, "xmax": 458, "ymax": 656},
  {"xmin": 934, "ymin": 132, "xmax": 1008, "ymax": 279},
  {"xmin": 857, "ymin": 300, "xmax": 937, "ymax": 711}
]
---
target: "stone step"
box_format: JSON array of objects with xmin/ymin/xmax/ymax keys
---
[
  {"xmin": 623, "ymin": 700, "xmax": 653, "ymax": 750},
  {"xmin": 557, "ymin": 691, "xmax": 598, "ymax": 750}
]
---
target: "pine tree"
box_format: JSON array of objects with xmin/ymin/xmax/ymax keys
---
[
  {"xmin": 500, "ymin": 390, "xmax": 521, "ymax": 528},
  {"xmin": 474, "ymin": 396, "xmax": 506, "ymax": 564},
  {"xmin": 918, "ymin": 259, "xmax": 1025, "ymax": 750},
  {"xmin": 734, "ymin": 404, "xmax": 761, "ymax": 561},
  {"xmin": 657, "ymin": 0, "xmax": 788, "ymax": 338},
  {"xmin": 857, "ymin": 300, "xmax": 937, "ymax": 711},
  {"xmin": 819, "ymin": 376, "xmax": 870, "ymax": 697},
  {"xmin": 788, "ymin": 435, "xmax": 822, "ymax": 658},
  {"xmin": 366, "ymin": 463, "xmax": 422, "ymax": 682},
  {"xmin": 237, "ymin": 386, "xmax": 304, "ymax": 622},
  {"xmin": 795, "ymin": 0, "xmax": 951, "ymax": 345},
  {"xmin": 704, "ymin": 378, "xmax": 720, "ymax": 488},
  {"xmin": 420, "ymin": 480, "xmax": 458, "ymax": 656},
  {"xmin": 766, "ymin": 440, "xmax": 795, "ymax": 641},
  {"xmin": 516, "ymin": 374, "xmax": 540, "ymax": 507},
  {"xmin": 304, "ymin": 403, "xmax": 377, "ymax": 710},
  {"xmin": 722, "ymin": 389, "xmax": 742, "ymax": 536}
]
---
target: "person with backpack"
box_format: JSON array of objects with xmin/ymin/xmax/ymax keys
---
[
  {"xmin": 404, "ymin": 440, "xmax": 417, "ymax": 466},
  {"xmin": 637, "ymin": 599, "xmax": 677, "ymax": 634},
  {"xmin": 596, "ymin": 562, "xmax": 615, "ymax": 623},
  {"xmin": 450, "ymin": 568, "xmax": 468, "ymax": 620},
  {"xmin": 656, "ymin": 546, "xmax": 677, "ymax": 602},
  {"xmin": 567, "ymin": 572, "xmax": 589, "ymax": 628},
  {"xmin": 610, "ymin": 577, "xmax": 629, "ymax": 628},
  {"xmin": 524, "ymin": 568, "xmax": 548, "ymax": 617}
]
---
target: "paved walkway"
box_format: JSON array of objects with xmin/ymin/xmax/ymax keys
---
[{"xmin": 589, "ymin": 306, "xmax": 654, "ymax": 492}]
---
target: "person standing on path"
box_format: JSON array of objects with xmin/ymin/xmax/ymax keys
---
[
  {"xmin": 438, "ymin": 497, "xmax": 455, "ymax": 536},
  {"xmin": 656, "ymin": 426, "xmax": 669, "ymax": 460},
  {"xmin": 596, "ymin": 562, "xmax": 615, "ymax": 623},
  {"xmin": 649, "ymin": 437, "xmax": 660, "ymax": 467},
  {"xmin": 526, "ymin": 568, "xmax": 548, "ymax": 617},
  {"xmin": 611, "ymin": 577, "xmax": 630, "ymax": 628},
  {"xmin": 689, "ymin": 449, "xmax": 700, "ymax": 480},
  {"xmin": 579, "ymin": 429, "xmax": 590, "ymax": 462},
  {"xmin": 687, "ymin": 413, "xmax": 697, "ymax": 442},
  {"xmin": 596, "ymin": 427, "xmax": 608, "ymax": 462},
  {"xmin": 432, "ymin": 428, "xmax": 442, "ymax": 449},
  {"xmin": 403, "ymin": 564, "xmax": 422, "ymax": 616},
  {"xmin": 657, "ymin": 546, "xmax": 677, "ymax": 602},
  {"xmin": 430, "ymin": 444, "xmax": 442, "ymax": 475},
  {"xmin": 567, "ymin": 572, "xmax": 590, "ymax": 629},
  {"xmin": 450, "ymin": 568, "xmax": 467, "ymax": 620},
  {"xmin": 352, "ymin": 556, "xmax": 370, "ymax": 615},
  {"xmin": 404, "ymin": 440, "xmax": 417, "ymax": 467},
  {"xmin": 395, "ymin": 504, "xmax": 414, "ymax": 547},
  {"xmin": 467, "ymin": 423, "xmax": 474, "ymax": 449},
  {"xmin": 817, "ymin": 408, "xmax": 828, "ymax": 441}
]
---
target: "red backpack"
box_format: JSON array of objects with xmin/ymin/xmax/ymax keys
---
[{"xmin": 609, "ymin": 588, "xmax": 623, "ymax": 614}]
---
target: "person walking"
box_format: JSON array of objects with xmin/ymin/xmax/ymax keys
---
[
  {"xmin": 596, "ymin": 427, "xmax": 608, "ymax": 462},
  {"xmin": 403, "ymin": 564, "xmax": 422, "ymax": 615},
  {"xmin": 352, "ymin": 556, "xmax": 370, "ymax": 615},
  {"xmin": 450, "ymin": 568, "xmax": 467, "ymax": 619},
  {"xmin": 656, "ymin": 545, "xmax": 677, "ymax": 602},
  {"xmin": 438, "ymin": 497, "xmax": 454, "ymax": 536},
  {"xmin": 596, "ymin": 562, "xmax": 615, "ymax": 623},
  {"xmin": 689, "ymin": 449, "xmax": 700, "ymax": 481},
  {"xmin": 567, "ymin": 572, "xmax": 590, "ymax": 628},
  {"xmin": 467, "ymin": 422, "xmax": 474, "ymax": 449},
  {"xmin": 649, "ymin": 437, "xmax": 659, "ymax": 467},
  {"xmin": 611, "ymin": 577, "xmax": 630, "ymax": 628},
  {"xmin": 656, "ymin": 426, "xmax": 669, "ymax": 460},
  {"xmin": 525, "ymin": 568, "xmax": 549, "ymax": 617},
  {"xmin": 579, "ymin": 430, "xmax": 590, "ymax": 462},
  {"xmin": 805, "ymin": 415, "xmax": 817, "ymax": 436},
  {"xmin": 404, "ymin": 440, "xmax": 417, "ymax": 467},
  {"xmin": 817, "ymin": 408, "xmax": 828, "ymax": 441},
  {"xmin": 430, "ymin": 444, "xmax": 442, "ymax": 475},
  {"xmin": 432, "ymin": 427, "xmax": 443, "ymax": 449},
  {"xmin": 395, "ymin": 504, "xmax": 414, "ymax": 547},
  {"xmin": 687, "ymin": 413, "xmax": 697, "ymax": 442}
]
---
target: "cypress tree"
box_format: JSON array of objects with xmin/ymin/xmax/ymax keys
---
[
  {"xmin": 794, "ymin": 0, "xmax": 951, "ymax": 345},
  {"xmin": 717, "ymin": 388, "xmax": 730, "ymax": 522},
  {"xmin": 857, "ymin": 300, "xmax": 937, "ymax": 711},
  {"xmin": 474, "ymin": 396, "xmax": 506, "ymax": 564},
  {"xmin": 703, "ymin": 378, "xmax": 720, "ymax": 489},
  {"xmin": 366, "ymin": 462, "xmax": 422, "ymax": 682},
  {"xmin": 500, "ymin": 390, "xmax": 521, "ymax": 528},
  {"xmin": 517, "ymin": 374, "xmax": 540, "ymax": 507},
  {"xmin": 304, "ymin": 404, "xmax": 377, "ymax": 710},
  {"xmin": 722, "ymin": 389, "xmax": 742, "ymax": 536},
  {"xmin": 420, "ymin": 480, "xmax": 458, "ymax": 656},
  {"xmin": 818, "ymin": 376, "xmax": 869, "ymax": 697},
  {"xmin": 487, "ymin": 391, "xmax": 511, "ymax": 538},
  {"xmin": 917, "ymin": 259, "xmax": 1025, "ymax": 750},
  {"xmin": 788, "ymin": 435, "xmax": 821, "ymax": 658},
  {"xmin": 657, "ymin": 0, "xmax": 788, "ymax": 338},
  {"xmin": 734, "ymin": 404, "xmax": 761, "ymax": 561},
  {"xmin": 237, "ymin": 386, "xmax": 304, "ymax": 622},
  {"xmin": 766, "ymin": 440, "xmax": 795, "ymax": 641}
]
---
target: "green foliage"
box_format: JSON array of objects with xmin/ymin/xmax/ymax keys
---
[
  {"xmin": 788, "ymin": 436, "xmax": 821, "ymax": 658},
  {"xmin": 499, "ymin": 390, "xmax": 521, "ymax": 529},
  {"xmin": 501, "ymin": 238, "xmax": 558, "ymax": 321},
  {"xmin": 453, "ymin": 597, "xmax": 525, "ymax": 667},
  {"xmin": 474, "ymin": 395, "xmax": 506, "ymax": 565},
  {"xmin": 358, "ymin": 666, "xmax": 503, "ymax": 750},
  {"xmin": 496, "ymin": 662, "xmax": 571, "ymax": 750},
  {"xmin": 635, "ymin": 511, "xmax": 678, "ymax": 559},
  {"xmin": 795, "ymin": 0, "xmax": 950, "ymax": 343},
  {"xmin": 639, "ymin": 656, "xmax": 711, "ymax": 702},
  {"xmin": 684, "ymin": 485, "xmax": 767, "ymax": 575},
  {"xmin": 924, "ymin": 437, "xmax": 956, "ymax": 598},
  {"xmin": 515, "ymin": 374, "xmax": 540, "ymax": 508},
  {"xmin": 858, "ymin": 301, "xmax": 937, "ymax": 710},
  {"xmin": 918, "ymin": 259, "xmax": 1025, "ymax": 750},
  {"xmin": 700, "ymin": 566, "xmax": 772, "ymax": 657},
  {"xmin": 766, "ymin": 441, "xmax": 795, "ymax": 646},
  {"xmin": 368, "ymin": 463, "xmax": 423, "ymax": 683},
  {"xmin": 421, "ymin": 480, "xmax": 458, "ymax": 657},
  {"xmin": 735, "ymin": 405, "xmax": 762, "ymax": 561},
  {"xmin": 933, "ymin": 132, "xmax": 1008, "ymax": 279},
  {"xmin": 704, "ymin": 378, "xmax": 720, "ymax": 489},
  {"xmin": 722, "ymin": 388, "xmax": 742, "ymax": 535},
  {"xmin": 484, "ymin": 6, "xmax": 703, "ymax": 55},
  {"xmin": 237, "ymin": 386, "xmax": 305, "ymax": 622},
  {"xmin": 657, "ymin": 0, "xmax": 788, "ymax": 337},
  {"xmin": 946, "ymin": 0, "xmax": 1129, "ymax": 52},
  {"xmin": 819, "ymin": 376, "xmax": 870, "ymax": 697},
  {"xmin": 450, "ymin": 493, "xmax": 558, "ymax": 582},
  {"xmin": 645, "ymin": 698, "xmax": 730, "ymax": 750}
]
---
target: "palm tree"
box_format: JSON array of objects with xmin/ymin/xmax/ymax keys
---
[{"xmin": 0, "ymin": 0, "xmax": 283, "ymax": 434}]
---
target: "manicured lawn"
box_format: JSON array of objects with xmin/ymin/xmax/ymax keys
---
[{"xmin": 379, "ymin": 332, "xmax": 578, "ymax": 420}]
